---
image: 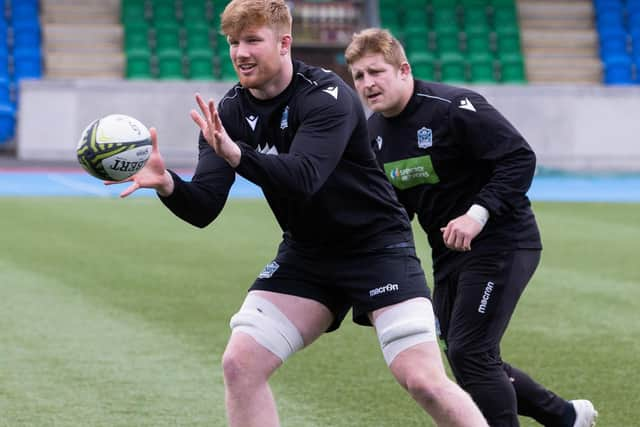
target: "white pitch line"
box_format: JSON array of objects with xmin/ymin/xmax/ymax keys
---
[{"xmin": 47, "ymin": 173, "xmax": 111, "ymax": 197}]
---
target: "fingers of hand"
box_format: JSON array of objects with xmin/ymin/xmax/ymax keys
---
[
  {"xmin": 149, "ymin": 127, "xmax": 159, "ymax": 151},
  {"xmin": 190, "ymin": 109, "xmax": 206, "ymax": 130},
  {"xmin": 195, "ymin": 94, "xmax": 212, "ymax": 122},
  {"xmin": 442, "ymin": 224, "xmax": 471, "ymax": 252},
  {"xmin": 120, "ymin": 182, "xmax": 140, "ymax": 198}
]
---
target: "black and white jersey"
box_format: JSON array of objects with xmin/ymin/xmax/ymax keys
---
[
  {"xmin": 367, "ymin": 80, "xmax": 541, "ymax": 277},
  {"xmin": 160, "ymin": 60, "xmax": 413, "ymax": 253}
]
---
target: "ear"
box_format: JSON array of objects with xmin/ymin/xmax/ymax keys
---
[
  {"xmin": 280, "ymin": 34, "xmax": 292, "ymax": 55},
  {"xmin": 399, "ymin": 62, "xmax": 411, "ymax": 80}
]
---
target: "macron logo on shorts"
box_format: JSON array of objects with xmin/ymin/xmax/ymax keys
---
[{"xmin": 369, "ymin": 283, "xmax": 399, "ymax": 297}]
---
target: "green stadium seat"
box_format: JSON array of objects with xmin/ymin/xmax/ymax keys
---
[
  {"xmin": 492, "ymin": 6, "xmax": 518, "ymax": 30},
  {"xmin": 121, "ymin": 0, "xmax": 147, "ymax": 26},
  {"xmin": 187, "ymin": 49, "xmax": 215, "ymax": 79},
  {"xmin": 432, "ymin": 7, "xmax": 459, "ymax": 32},
  {"xmin": 126, "ymin": 49, "xmax": 153, "ymax": 79},
  {"xmin": 463, "ymin": 5, "xmax": 490, "ymax": 31},
  {"xmin": 490, "ymin": 0, "xmax": 515, "ymax": 7},
  {"xmin": 498, "ymin": 52, "xmax": 526, "ymax": 83},
  {"xmin": 460, "ymin": 0, "xmax": 490, "ymax": 6},
  {"xmin": 154, "ymin": 23, "xmax": 181, "ymax": 52},
  {"xmin": 467, "ymin": 52, "xmax": 496, "ymax": 82},
  {"xmin": 435, "ymin": 28, "xmax": 461, "ymax": 55},
  {"xmin": 431, "ymin": 0, "xmax": 454, "ymax": 6},
  {"xmin": 215, "ymin": 32, "xmax": 228, "ymax": 54},
  {"xmin": 157, "ymin": 48, "xmax": 185, "ymax": 79},
  {"xmin": 410, "ymin": 51, "xmax": 436, "ymax": 80},
  {"xmin": 182, "ymin": 0, "xmax": 210, "ymax": 26},
  {"xmin": 496, "ymin": 27, "xmax": 521, "ymax": 55},
  {"xmin": 439, "ymin": 51, "xmax": 466, "ymax": 83},
  {"xmin": 124, "ymin": 24, "xmax": 150, "ymax": 53},
  {"xmin": 380, "ymin": 6, "xmax": 400, "ymax": 27},
  {"xmin": 185, "ymin": 27, "xmax": 212, "ymax": 52},
  {"xmin": 404, "ymin": 29, "xmax": 430, "ymax": 56},
  {"xmin": 405, "ymin": 9, "xmax": 429, "ymax": 28},
  {"xmin": 218, "ymin": 56, "xmax": 236, "ymax": 80},
  {"xmin": 152, "ymin": 1, "xmax": 178, "ymax": 26},
  {"xmin": 464, "ymin": 26, "xmax": 492, "ymax": 56}
]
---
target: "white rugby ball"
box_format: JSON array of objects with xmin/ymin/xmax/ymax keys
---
[{"xmin": 76, "ymin": 114, "xmax": 152, "ymax": 181}]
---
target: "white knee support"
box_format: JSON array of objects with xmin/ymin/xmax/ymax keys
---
[
  {"xmin": 374, "ymin": 298, "xmax": 437, "ymax": 365},
  {"xmin": 229, "ymin": 294, "xmax": 304, "ymax": 362}
]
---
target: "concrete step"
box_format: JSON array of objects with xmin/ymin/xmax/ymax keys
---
[
  {"xmin": 525, "ymin": 56, "xmax": 602, "ymax": 83},
  {"xmin": 518, "ymin": 0, "xmax": 594, "ymax": 20},
  {"xmin": 519, "ymin": 17, "xmax": 594, "ymax": 30},
  {"xmin": 521, "ymin": 29, "xmax": 598, "ymax": 49},
  {"xmin": 41, "ymin": 1, "xmax": 120, "ymax": 25},
  {"xmin": 42, "ymin": 24, "xmax": 123, "ymax": 52},
  {"xmin": 44, "ymin": 52, "xmax": 125, "ymax": 77}
]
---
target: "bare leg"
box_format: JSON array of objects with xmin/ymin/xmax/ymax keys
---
[
  {"xmin": 390, "ymin": 343, "xmax": 488, "ymax": 427},
  {"xmin": 222, "ymin": 290, "xmax": 333, "ymax": 427},
  {"xmin": 371, "ymin": 299, "xmax": 488, "ymax": 427}
]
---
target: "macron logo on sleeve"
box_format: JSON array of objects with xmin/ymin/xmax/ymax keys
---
[{"xmin": 322, "ymin": 86, "xmax": 339, "ymax": 100}]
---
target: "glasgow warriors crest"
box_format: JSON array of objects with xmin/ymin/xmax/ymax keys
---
[{"xmin": 417, "ymin": 127, "xmax": 432, "ymax": 149}]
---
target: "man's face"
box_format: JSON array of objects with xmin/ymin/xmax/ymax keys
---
[
  {"xmin": 350, "ymin": 53, "xmax": 406, "ymax": 116},
  {"xmin": 228, "ymin": 25, "xmax": 283, "ymax": 90}
]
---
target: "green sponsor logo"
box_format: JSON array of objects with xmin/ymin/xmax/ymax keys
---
[{"xmin": 384, "ymin": 155, "xmax": 440, "ymax": 190}]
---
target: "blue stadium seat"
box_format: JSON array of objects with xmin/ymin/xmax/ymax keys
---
[
  {"xmin": 0, "ymin": 77, "xmax": 10, "ymax": 104},
  {"xmin": 595, "ymin": 9, "xmax": 624, "ymax": 32},
  {"xmin": 599, "ymin": 26, "xmax": 629, "ymax": 59},
  {"xmin": 603, "ymin": 54, "xmax": 633, "ymax": 84},
  {"xmin": 13, "ymin": 47, "xmax": 42, "ymax": 80},
  {"xmin": 12, "ymin": 20, "xmax": 41, "ymax": 50},
  {"xmin": 0, "ymin": 102, "xmax": 16, "ymax": 143}
]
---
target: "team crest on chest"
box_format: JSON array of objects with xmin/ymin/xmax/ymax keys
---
[
  {"xmin": 280, "ymin": 106, "xmax": 289, "ymax": 130},
  {"xmin": 417, "ymin": 127, "xmax": 432, "ymax": 149}
]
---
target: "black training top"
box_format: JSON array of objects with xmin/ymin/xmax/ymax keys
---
[
  {"xmin": 367, "ymin": 80, "xmax": 541, "ymax": 278},
  {"xmin": 160, "ymin": 60, "xmax": 413, "ymax": 253}
]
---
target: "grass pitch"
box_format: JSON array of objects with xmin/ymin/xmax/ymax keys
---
[{"xmin": 1, "ymin": 197, "xmax": 638, "ymax": 426}]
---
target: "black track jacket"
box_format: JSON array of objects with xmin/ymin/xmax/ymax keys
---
[
  {"xmin": 367, "ymin": 80, "xmax": 541, "ymax": 279},
  {"xmin": 160, "ymin": 60, "xmax": 413, "ymax": 253}
]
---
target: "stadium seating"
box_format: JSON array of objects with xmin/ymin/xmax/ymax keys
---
[
  {"xmin": 594, "ymin": 0, "xmax": 640, "ymax": 84},
  {"xmin": 0, "ymin": 0, "xmax": 42, "ymax": 145},
  {"xmin": 121, "ymin": 0, "xmax": 230, "ymax": 80},
  {"xmin": 379, "ymin": 0, "xmax": 526, "ymax": 84}
]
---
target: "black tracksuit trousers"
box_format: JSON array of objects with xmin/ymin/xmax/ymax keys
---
[{"xmin": 433, "ymin": 249, "xmax": 570, "ymax": 427}]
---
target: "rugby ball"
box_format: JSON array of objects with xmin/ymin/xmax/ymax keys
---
[{"xmin": 76, "ymin": 114, "xmax": 152, "ymax": 181}]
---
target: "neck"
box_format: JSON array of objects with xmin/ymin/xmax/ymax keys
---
[
  {"xmin": 382, "ymin": 78, "xmax": 414, "ymax": 118},
  {"xmin": 249, "ymin": 57, "xmax": 294, "ymax": 100}
]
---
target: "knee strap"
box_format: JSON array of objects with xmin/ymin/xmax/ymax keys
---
[
  {"xmin": 229, "ymin": 294, "xmax": 304, "ymax": 362},
  {"xmin": 374, "ymin": 298, "xmax": 437, "ymax": 365}
]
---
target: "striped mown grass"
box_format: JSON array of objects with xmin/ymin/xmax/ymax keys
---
[{"xmin": 1, "ymin": 198, "xmax": 638, "ymax": 426}]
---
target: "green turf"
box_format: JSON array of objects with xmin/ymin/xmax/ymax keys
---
[{"xmin": 1, "ymin": 198, "xmax": 638, "ymax": 426}]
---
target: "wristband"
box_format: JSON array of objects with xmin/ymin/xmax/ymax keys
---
[{"xmin": 466, "ymin": 204, "xmax": 489, "ymax": 227}]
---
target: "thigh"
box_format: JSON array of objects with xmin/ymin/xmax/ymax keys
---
[
  {"xmin": 348, "ymin": 246, "xmax": 431, "ymax": 326},
  {"xmin": 446, "ymin": 250, "xmax": 541, "ymax": 351},
  {"xmin": 250, "ymin": 290, "xmax": 334, "ymax": 347},
  {"xmin": 249, "ymin": 242, "xmax": 351, "ymax": 332}
]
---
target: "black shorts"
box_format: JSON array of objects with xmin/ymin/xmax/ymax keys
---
[{"xmin": 249, "ymin": 241, "xmax": 430, "ymax": 332}]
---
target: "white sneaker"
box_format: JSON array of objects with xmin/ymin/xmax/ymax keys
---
[{"xmin": 571, "ymin": 400, "xmax": 598, "ymax": 427}]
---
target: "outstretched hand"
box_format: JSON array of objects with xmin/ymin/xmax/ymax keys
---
[
  {"xmin": 104, "ymin": 127, "xmax": 174, "ymax": 198},
  {"xmin": 190, "ymin": 93, "xmax": 241, "ymax": 167}
]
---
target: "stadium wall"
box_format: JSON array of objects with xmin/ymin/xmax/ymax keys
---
[{"xmin": 17, "ymin": 80, "xmax": 640, "ymax": 172}]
